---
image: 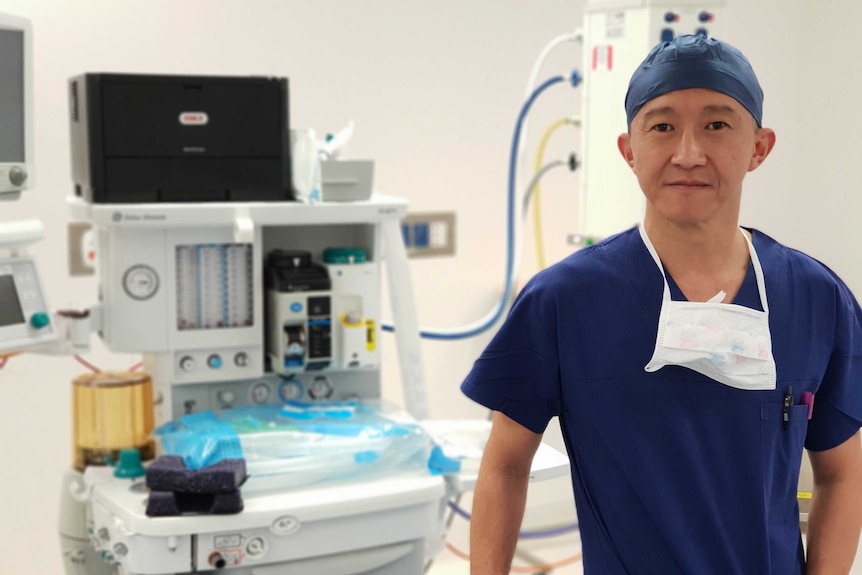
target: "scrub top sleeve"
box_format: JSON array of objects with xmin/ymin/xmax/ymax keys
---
[
  {"xmin": 806, "ymin": 279, "xmax": 862, "ymax": 451},
  {"xmin": 461, "ymin": 281, "xmax": 562, "ymax": 434}
]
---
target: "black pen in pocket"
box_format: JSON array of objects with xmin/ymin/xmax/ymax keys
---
[{"xmin": 782, "ymin": 386, "xmax": 793, "ymax": 429}]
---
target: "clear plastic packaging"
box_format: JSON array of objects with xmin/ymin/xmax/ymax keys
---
[{"xmin": 155, "ymin": 400, "xmax": 434, "ymax": 492}]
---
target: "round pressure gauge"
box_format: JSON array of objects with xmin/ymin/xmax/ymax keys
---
[{"xmin": 122, "ymin": 265, "xmax": 160, "ymax": 301}]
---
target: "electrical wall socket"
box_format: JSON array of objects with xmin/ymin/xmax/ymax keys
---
[{"xmin": 401, "ymin": 211, "xmax": 456, "ymax": 258}]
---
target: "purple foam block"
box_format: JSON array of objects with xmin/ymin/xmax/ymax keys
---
[
  {"xmin": 146, "ymin": 489, "xmax": 244, "ymax": 517},
  {"xmin": 146, "ymin": 456, "xmax": 247, "ymax": 494},
  {"xmin": 145, "ymin": 490, "xmax": 180, "ymax": 517}
]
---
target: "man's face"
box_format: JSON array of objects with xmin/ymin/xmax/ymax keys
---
[{"xmin": 617, "ymin": 88, "xmax": 775, "ymax": 229}]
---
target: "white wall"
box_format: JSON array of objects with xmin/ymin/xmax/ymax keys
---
[
  {"xmin": 737, "ymin": 0, "xmax": 862, "ymax": 295},
  {"xmin": 1, "ymin": 1, "xmax": 861, "ymax": 574}
]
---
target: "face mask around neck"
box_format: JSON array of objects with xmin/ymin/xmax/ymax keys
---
[{"xmin": 638, "ymin": 224, "xmax": 776, "ymax": 391}]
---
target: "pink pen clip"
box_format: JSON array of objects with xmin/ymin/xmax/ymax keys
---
[{"xmin": 801, "ymin": 391, "xmax": 814, "ymax": 420}]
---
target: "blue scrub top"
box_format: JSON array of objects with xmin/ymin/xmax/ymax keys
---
[{"xmin": 461, "ymin": 226, "xmax": 862, "ymax": 575}]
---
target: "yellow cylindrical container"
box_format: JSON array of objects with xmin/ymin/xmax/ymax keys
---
[{"xmin": 72, "ymin": 371, "xmax": 155, "ymax": 471}]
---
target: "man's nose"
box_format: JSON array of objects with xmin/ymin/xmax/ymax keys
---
[{"xmin": 671, "ymin": 129, "xmax": 707, "ymax": 168}]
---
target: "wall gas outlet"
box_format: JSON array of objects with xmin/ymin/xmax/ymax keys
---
[{"xmin": 401, "ymin": 211, "xmax": 456, "ymax": 258}]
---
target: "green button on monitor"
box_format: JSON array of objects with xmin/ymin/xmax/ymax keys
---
[{"xmin": 29, "ymin": 311, "xmax": 50, "ymax": 329}]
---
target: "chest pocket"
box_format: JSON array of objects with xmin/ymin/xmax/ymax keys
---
[
  {"xmin": 761, "ymin": 403, "xmax": 808, "ymax": 573},
  {"xmin": 761, "ymin": 403, "xmax": 808, "ymax": 504}
]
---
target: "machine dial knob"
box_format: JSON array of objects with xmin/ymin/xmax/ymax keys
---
[
  {"xmin": 278, "ymin": 377, "xmax": 304, "ymax": 401},
  {"xmin": 9, "ymin": 165, "xmax": 27, "ymax": 186},
  {"xmin": 249, "ymin": 381, "xmax": 272, "ymax": 404},
  {"xmin": 308, "ymin": 376, "xmax": 333, "ymax": 400},
  {"xmin": 217, "ymin": 389, "xmax": 236, "ymax": 408},
  {"xmin": 207, "ymin": 354, "xmax": 223, "ymax": 369},
  {"xmin": 179, "ymin": 356, "xmax": 196, "ymax": 372}
]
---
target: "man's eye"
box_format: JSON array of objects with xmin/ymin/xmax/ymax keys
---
[
  {"xmin": 651, "ymin": 123, "xmax": 672, "ymax": 132},
  {"xmin": 706, "ymin": 121, "xmax": 729, "ymax": 130}
]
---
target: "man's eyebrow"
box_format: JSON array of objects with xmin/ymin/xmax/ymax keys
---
[
  {"xmin": 641, "ymin": 106, "xmax": 675, "ymax": 120},
  {"xmin": 641, "ymin": 104, "xmax": 742, "ymax": 119},
  {"xmin": 702, "ymin": 104, "xmax": 739, "ymax": 115}
]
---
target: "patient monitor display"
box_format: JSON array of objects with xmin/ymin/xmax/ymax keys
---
[
  {"xmin": 0, "ymin": 14, "xmax": 33, "ymax": 198},
  {"xmin": 0, "ymin": 31, "xmax": 24, "ymax": 160},
  {"xmin": 0, "ymin": 257, "xmax": 54, "ymax": 352},
  {"xmin": 0, "ymin": 274, "xmax": 25, "ymax": 327}
]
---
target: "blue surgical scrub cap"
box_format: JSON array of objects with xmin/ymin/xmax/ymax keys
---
[{"xmin": 624, "ymin": 35, "xmax": 763, "ymax": 128}]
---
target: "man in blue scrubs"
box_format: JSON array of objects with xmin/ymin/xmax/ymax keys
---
[{"xmin": 462, "ymin": 35, "xmax": 862, "ymax": 574}]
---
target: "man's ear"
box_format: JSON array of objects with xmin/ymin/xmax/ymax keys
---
[
  {"xmin": 748, "ymin": 127, "xmax": 776, "ymax": 172},
  {"xmin": 617, "ymin": 132, "xmax": 635, "ymax": 169}
]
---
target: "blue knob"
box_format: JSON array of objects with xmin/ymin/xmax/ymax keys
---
[
  {"xmin": 30, "ymin": 312, "xmax": 50, "ymax": 329},
  {"xmin": 699, "ymin": 11, "xmax": 713, "ymax": 23},
  {"xmin": 664, "ymin": 11, "xmax": 677, "ymax": 23}
]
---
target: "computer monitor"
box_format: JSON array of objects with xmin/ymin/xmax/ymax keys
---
[{"xmin": 0, "ymin": 13, "xmax": 33, "ymax": 200}]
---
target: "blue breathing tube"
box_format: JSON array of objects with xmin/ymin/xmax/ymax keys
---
[{"xmin": 383, "ymin": 70, "xmax": 581, "ymax": 340}]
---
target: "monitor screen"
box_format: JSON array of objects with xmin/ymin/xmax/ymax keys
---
[
  {"xmin": 0, "ymin": 274, "xmax": 25, "ymax": 327},
  {"xmin": 0, "ymin": 29, "xmax": 24, "ymax": 162}
]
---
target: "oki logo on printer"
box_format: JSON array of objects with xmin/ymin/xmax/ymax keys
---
[{"xmin": 179, "ymin": 112, "xmax": 209, "ymax": 125}]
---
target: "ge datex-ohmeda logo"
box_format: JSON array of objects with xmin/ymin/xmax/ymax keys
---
[{"xmin": 179, "ymin": 112, "xmax": 209, "ymax": 126}]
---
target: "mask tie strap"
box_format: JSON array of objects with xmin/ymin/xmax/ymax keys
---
[
  {"xmin": 638, "ymin": 222, "xmax": 671, "ymax": 302},
  {"xmin": 740, "ymin": 228, "xmax": 769, "ymax": 314}
]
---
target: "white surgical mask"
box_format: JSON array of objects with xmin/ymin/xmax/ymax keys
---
[{"xmin": 639, "ymin": 224, "xmax": 776, "ymax": 391}]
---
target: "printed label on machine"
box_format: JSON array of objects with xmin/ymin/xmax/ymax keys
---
[{"xmin": 606, "ymin": 11, "xmax": 626, "ymax": 39}]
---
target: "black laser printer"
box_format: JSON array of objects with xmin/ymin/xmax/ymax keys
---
[{"xmin": 69, "ymin": 73, "xmax": 293, "ymax": 203}]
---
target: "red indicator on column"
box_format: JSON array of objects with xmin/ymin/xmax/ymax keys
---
[{"xmin": 592, "ymin": 45, "xmax": 614, "ymax": 71}]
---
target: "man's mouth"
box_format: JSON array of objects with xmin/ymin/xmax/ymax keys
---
[{"xmin": 668, "ymin": 180, "xmax": 710, "ymax": 187}]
